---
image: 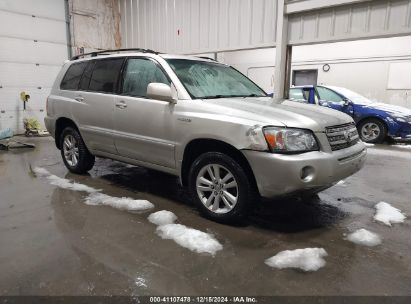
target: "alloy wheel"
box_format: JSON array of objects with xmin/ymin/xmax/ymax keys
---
[
  {"xmin": 196, "ymin": 164, "xmax": 239, "ymax": 214},
  {"xmin": 361, "ymin": 122, "xmax": 381, "ymax": 142},
  {"xmin": 63, "ymin": 134, "xmax": 79, "ymax": 167}
]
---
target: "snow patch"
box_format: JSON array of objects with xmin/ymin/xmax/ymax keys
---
[
  {"xmin": 34, "ymin": 167, "xmax": 99, "ymax": 193},
  {"xmin": 135, "ymin": 277, "xmax": 147, "ymax": 288},
  {"xmin": 374, "ymin": 202, "xmax": 406, "ymax": 226},
  {"xmin": 34, "ymin": 167, "xmax": 153, "ymax": 212},
  {"xmin": 364, "ymin": 143, "xmax": 375, "ymax": 147},
  {"xmin": 156, "ymin": 223, "xmax": 223, "ymax": 256},
  {"xmin": 346, "ymin": 229, "xmax": 382, "ymax": 246},
  {"xmin": 85, "ymin": 192, "xmax": 154, "ymax": 212},
  {"xmin": 336, "ymin": 180, "xmax": 346, "ymax": 186},
  {"xmin": 33, "ymin": 167, "xmax": 51, "ymax": 177},
  {"xmin": 148, "ymin": 210, "xmax": 177, "ymax": 226},
  {"xmin": 395, "ymin": 144, "xmax": 411, "ymax": 149},
  {"xmin": 367, "ymin": 148, "xmax": 411, "ymax": 159},
  {"xmin": 265, "ymin": 248, "xmax": 328, "ymax": 272}
]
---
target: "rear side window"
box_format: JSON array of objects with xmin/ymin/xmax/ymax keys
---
[
  {"xmin": 289, "ymin": 88, "xmax": 306, "ymax": 102},
  {"xmin": 79, "ymin": 61, "xmax": 95, "ymax": 90},
  {"xmin": 121, "ymin": 58, "xmax": 170, "ymax": 97},
  {"xmin": 60, "ymin": 62, "xmax": 87, "ymax": 90},
  {"xmin": 88, "ymin": 58, "xmax": 124, "ymax": 93}
]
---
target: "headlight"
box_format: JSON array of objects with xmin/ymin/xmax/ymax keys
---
[
  {"xmin": 263, "ymin": 127, "xmax": 319, "ymax": 153},
  {"xmin": 392, "ymin": 115, "xmax": 411, "ymax": 124}
]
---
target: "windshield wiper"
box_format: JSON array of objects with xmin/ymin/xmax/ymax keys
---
[
  {"xmin": 201, "ymin": 95, "xmax": 236, "ymax": 99},
  {"xmin": 241, "ymin": 94, "xmax": 266, "ymax": 98},
  {"xmin": 201, "ymin": 94, "xmax": 267, "ymax": 99}
]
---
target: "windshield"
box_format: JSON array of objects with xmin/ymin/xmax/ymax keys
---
[
  {"xmin": 331, "ymin": 87, "xmax": 373, "ymax": 104},
  {"xmin": 166, "ymin": 59, "xmax": 267, "ymax": 99}
]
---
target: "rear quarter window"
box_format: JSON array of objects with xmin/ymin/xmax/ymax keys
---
[
  {"xmin": 88, "ymin": 58, "xmax": 124, "ymax": 93},
  {"xmin": 60, "ymin": 62, "xmax": 88, "ymax": 90}
]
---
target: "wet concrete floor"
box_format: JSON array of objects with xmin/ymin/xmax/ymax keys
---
[{"xmin": 0, "ymin": 137, "xmax": 410, "ymax": 296}]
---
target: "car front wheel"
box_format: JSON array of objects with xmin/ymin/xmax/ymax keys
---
[
  {"xmin": 188, "ymin": 152, "xmax": 255, "ymax": 223},
  {"xmin": 358, "ymin": 118, "xmax": 387, "ymax": 144},
  {"xmin": 60, "ymin": 127, "xmax": 95, "ymax": 174}
]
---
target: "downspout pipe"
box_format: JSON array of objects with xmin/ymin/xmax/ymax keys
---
[{"xmin": 64, "ymin": 0, "xmax": 72, "ymax": 59}]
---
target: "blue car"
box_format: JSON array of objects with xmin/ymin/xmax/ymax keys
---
[{"xmin": 289, "ymin": 85, "xmax": 411, "ymax": 143}]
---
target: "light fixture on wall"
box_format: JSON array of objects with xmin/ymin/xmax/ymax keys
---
[{"xmin": 322, "ymin": 64, "xmax": 331, "ymax": 72}]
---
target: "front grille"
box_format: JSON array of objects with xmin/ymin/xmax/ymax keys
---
[{"xmin": 326, "ymin": 122, "xmax": 359, "ymax": 151}]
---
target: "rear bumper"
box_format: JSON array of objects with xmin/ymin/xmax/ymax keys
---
[
  {"xmin": 44, "ymin": 116, "xmax": 56, "ymax": 138},
  {"xmin": 242, "ymin": 141, "xmax": 367, "ymax": 198}
]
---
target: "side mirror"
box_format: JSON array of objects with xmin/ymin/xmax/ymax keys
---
[
  {"xmin": 319, "ymin": 100, "xmax": 329, "ymax": 107},
  {"xmin": 343, "ymin": 98, "xmax": 352, "ymax": 106},
  {"xmin": 146, "ymin": 83, "xmax": 177, "ymax": 103}
]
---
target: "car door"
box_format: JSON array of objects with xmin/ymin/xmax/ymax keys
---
[
  {"xmin": 316, "ymin": 86, "xmax": 354, "ymax": 117},
  {"xmin": 70, "ymin": 58, "xmax": 124, "ymax": 154},
  {"xmin": 113, "ymin": 57, "xmax": 176, "ymax": 168}
]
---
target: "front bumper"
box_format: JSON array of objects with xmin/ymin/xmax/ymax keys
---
[{"xmin": 242, "ymin": 141, "xmax": 367, "ymax": 198}]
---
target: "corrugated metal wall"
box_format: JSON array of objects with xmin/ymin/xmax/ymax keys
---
[
  {"xmin": 120, "ymin": 0, "xmax": 411, "ymax": 54},
  {"xmin": 0, "ymin": 0, "xmax": 68, "ymax": 133},
  {"xmin": 288, "ymin": 0, "xmax": 411, "ymax": 45},
  {"xmin": 120, "ymin": 0, "xmax": 278, "ymax": 54}
]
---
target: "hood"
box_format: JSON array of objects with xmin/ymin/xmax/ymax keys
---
[
  {"xmin": 357, "ymin": 102, "xmax": 411, "ymax": 118},
  {"xmin": 203, "ymin": 97, "xmax": 353, "ymax": 132}
]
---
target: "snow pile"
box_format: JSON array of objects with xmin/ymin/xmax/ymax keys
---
[
  {"xmin": 374, "ymin": 202, "xmax": 406, "ymax": 226},
  {"xmin": 34, "ymin": 167, "xmax": 99, "ymax": 193},
  {"xmin": 147, "ymin": 210, "xmax": 222, "ymax": 256},
  {"xmin": 85, "ymin": 192, "xmax": 154, "ymax": 211},
  {"xmin": 148, "ymin": 210, "xmax": 178, "ymax": 226},
  {"xmin": 33, "ymin": 167, "xmax": 51, "ymax": 177},
  {"xmin": 156, "ymin": 223, "xmax": 223, "ymax": 256},
  {"xmin": 135, "ymin": 277, "xmax": 147, "ymax": 288},
  {"xmin": 346, "ymin": 229, "xmax": 382, "ymax": 246},
  {"xmin": 34, "ymin": 166, "xmax": 153, "ymax": 212},
  {"xmin": 265, "ymin": 248, "xmax": 328, "ymax": 272}
]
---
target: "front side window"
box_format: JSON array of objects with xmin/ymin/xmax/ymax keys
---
[
  {"xmin": 121, "ymin": 58, "xmax": 170, "ymax": 97},
  {"xmin": 166, "ymin": 59, "xmax": 267, "ymax": 99},
  {"xmin": 88, "ymin": 58, "xmax": 124, "ymax": 93},
  {"xmin": 60, "ymin": 62, "xmax": 87, "ymax": 90},
  {"xmin": 316, "ymin": 87, "xmax": 344, "ymax": 103}
]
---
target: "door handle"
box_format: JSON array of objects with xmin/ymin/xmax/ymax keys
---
[
  {"xmin": 74, "ymin": 96, "xmax": 84, "ymax": 102},
  {"xmin": 115, "ymin": 101, "xmax": 127, "ymax": 109}
]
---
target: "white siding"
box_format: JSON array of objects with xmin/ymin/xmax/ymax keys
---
[{"xmin": 0, "ymin": 0, "xmax": 68, "ymax": 133}]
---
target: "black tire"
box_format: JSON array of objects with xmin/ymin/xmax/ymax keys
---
[
  {"xmin": 357, "ymin": 118, "xmax": 387, "ymax": 144},
  {"xmin": 60, "ymin": 127, "xmax": 95, "ymax": 174},
  {"xmin": 188, "ymin": 152, "xmax": 255, "ymax": 223}
]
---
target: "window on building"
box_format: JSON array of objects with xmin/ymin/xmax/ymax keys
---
[{"xmin": 292, "ymin": 70, "xmax": 318, "ymax": 86}]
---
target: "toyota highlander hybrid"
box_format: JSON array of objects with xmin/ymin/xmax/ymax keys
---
[{"xmin": 45, "ymin": 49, "xmax": 367, "ymax": 222}]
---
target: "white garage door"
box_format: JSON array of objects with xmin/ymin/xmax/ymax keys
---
[{"xmin": 0, "ymin": 0, "xmax": 68, "ymax": 133}]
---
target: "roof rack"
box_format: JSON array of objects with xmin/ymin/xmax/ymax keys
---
[{"xmin": 71, "ymin": 48, "xmax": 159, "ymax": 60}]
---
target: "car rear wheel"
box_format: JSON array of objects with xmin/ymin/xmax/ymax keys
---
[
  {"xmin": 358, "ymin": 118, "xmax": 387, "ymax": 144},
  {"xmin": 60, "ymin": 127, "xmax": 95, "ymax": 174},
  {"xmin": 188, "ymin": 152, "xmax": 255, "ymax": 223}
]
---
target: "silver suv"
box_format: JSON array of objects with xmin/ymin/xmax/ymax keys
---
[{"xmin": 45, "ymin": 49, "xmax": 366, "ymax": 222}]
